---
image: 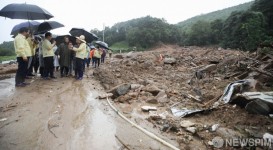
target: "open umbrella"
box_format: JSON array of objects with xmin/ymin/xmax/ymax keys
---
[
  {"xmin": 69, "ymin": 28, "xmax": 98, "ymax": 43},
  {"xmin": 95, "ymin": 41, "xmax": 109, "ymax": 49},
  {"xmin": 10, "ymin": 21, "xmax": 40, "ymax": 35},
  {"xmin": 55, "ymin": 35, "xmax": 76, "ymax": 46},
  {"xmin": 36, "ymin": 21, "xmax": 64, "ymax": 34},
  {"xmin": 0, "ymin": 3, "xmax": 53, "ymax": 20}
]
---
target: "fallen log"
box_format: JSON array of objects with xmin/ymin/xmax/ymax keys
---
[{"xmin": 250, "ymin": 68, "xmax": 273, "ymax": 78}]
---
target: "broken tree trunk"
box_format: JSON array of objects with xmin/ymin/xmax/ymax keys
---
[{"xmin": 250, "ymin": 68, "xmax": 273, "ymax": 78}]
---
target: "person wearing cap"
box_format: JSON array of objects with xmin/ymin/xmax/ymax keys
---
[
  {"xmin": 70, "ymin": 35, "xmax": 87, "ymax": 80},
  {"xmin": 14, "ymin": 27, "xmax": 31, "ymax": 87},
  {"xmin": 42, "ymin": 32, "xmax": 56, "ymax": 79}
]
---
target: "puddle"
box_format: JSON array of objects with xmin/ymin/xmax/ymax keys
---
[
  {"xmin": 72, "ymin": 92, "xmax": 119, "ymax": 150},
  {"xmin": 87, "ymin": 92, "xmax": 119, "ymax": 149},
  {"xmin": 0, "ymin": 78, "xmax": 15, "ymax": 99}
]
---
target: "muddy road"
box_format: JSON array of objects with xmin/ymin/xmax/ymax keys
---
[{"xmin": 0, "ymin": 69, "xmax": 177, "ymax": 150}]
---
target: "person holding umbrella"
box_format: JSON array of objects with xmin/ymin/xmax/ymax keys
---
[
  {"xmin": 26, "ymin": 32, "xmax": 38, "ymax": 77},
  {"xmin": 70, "ymin": 35, "xmax": 87, "ymax": 80},
  {"xmin": 42, "ymin": 32, "xmax": 56, "ymax": 79},
  {"xmin": 101, "ymin": 48, "xmax": 106, "ymax": 64},
  {"xmin": 14, "ymin": 27, "xmax": 31, "ymax": 87},
  {"xmin": 55, "ymin": 36, "xmax": 72, "ymax": 77},
  {"xmin": 93, "ymin": 46, "xmax": 102, "ymax": 68}
]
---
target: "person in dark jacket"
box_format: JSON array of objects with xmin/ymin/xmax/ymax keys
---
[
  {"xmin": 101, "ymin": 48, "xmax": 106, "ymax": 63},
  {"xmin": 55, "ymin": 36, "xmax": 72, "ymax": 77}
]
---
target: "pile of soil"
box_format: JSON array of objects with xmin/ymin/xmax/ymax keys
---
[{"xmin": 94, "ymin": 44, "xmax": 273, "ymax": 149}]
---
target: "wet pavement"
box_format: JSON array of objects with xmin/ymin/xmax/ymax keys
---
[
  {"xmin": 0, "ymin": 78, "xmax": 15, "ymax": 99},
  {"xmin": 87, "ymin": 92, "xmax": 119, "ymax": 149},
  {"xmin": 0, "ymin": 77, "xmax": 177, "ymax": 150}
]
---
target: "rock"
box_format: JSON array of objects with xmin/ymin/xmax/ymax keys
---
[
  {"xmin": 115, "ymin": 54, "xmax": 124, "ymax": 59},
  {"xmin": 115, "ymin": 73, "xmax": 121, "ymax": 78},
  {"xmin": 0, "ymin": 118, "xmax": 7, "ymax": 122},
  {"xmin": 162, "ymin": 124, "xmax": 170, "ymax": 132},
  {"xmin": 140, "ymin": 92, "xmax": 153, "ymax": 97},
  {"xmin": 208, "ymin": 141, "xmax": 214, "ymax": 146},
  {"xmin": 186, "ymin": 127, "xmax": 197, "ymax": 134},
  {"xmin": 244, "ymin": 128, "xmax": 263, "ymax": 138},
  {"xmin": 245, "ymin": 99, "xmax": 272, "ymax": 115},
  {"xmin": 138, "ymin": 59, "xmax": 145, "ymax": 63},
  {"xmin": 164, "ymin": 58, "xmax": 177, "ymax": 64},
  {"xmin": 143, "ymin": 79, "xmax": 154, "ymax": 85},
  {"xmin": 117, "ymin": 95, "xmax": 131, "ymax": 103},
  {"xmin": 158, "ymin": 85, "xmax": 168, "ymax": 90},
  {"xmin": 139, "ymin": 96, "xmax": 148, "ymax": 102},
  {"xmin": 211, "ymin": 124, "xmax": 219, "ymax": 132},
  {"xmin": 178, "ymin": 137, "xmax": 192, "ymax": 145},
  {"xmin": 142, "ymin": 84, "xmax": 161, "ymax": 96},
  {"xmin": 126, "ymin": 51, "xmax": 134, "ymax": 58},
  {"xmin": 108, "ymin": 83, "xmax": 131, "ymax": 98},
  {"xmin": 98, "ymin": 93, "xmax": 113, "ymax": 99},
  {"xmin": 141, "ymin": 106, "xmax": 157, "ymax": 112},
  {"xmin": 148, "ymin": 111, "xmax": 162, "ymax": 120},
  {"xmin": 128, "ymin": 92, "xmax": 138, "ymax": 98},
  {"xmin": 154, "ymin": 66, "xmax": 163, "ymax": 71},
  {"xmin": 131, "ymin": 84, "xmax": 142, "ymax": 90},
  {"xmin": 156, "ymin": 91, "xmax": 169, "ymax": 103},
  {"xmin": 142, "ymin": 60, "xmax": 153, "ymax": 69},
  {"xmin": 115, "ymin": 68, "xmax": 121, "ymax": 72},
  {"xmin": 121, "ymin": 105, "xmax": 133, "ymax": 114},
  {"xmin": 263, "ymin": 133, "xmax": 273, "ymax": 143},
  {"xmin": 193, "ymin": 88, "xmax": 202, "ymax": 97},
  {"xmin": 216, "ymin": 127, "xmax": 244, "ymax": 139},
  {"xmin": 146, "ymin": 98, "xmax": 158, "ymax": 104},
  {"xmin": 180, "ymin": 120, "xmax": 196, "ymax": 128},
  {"xmin": 101, "ymin": 83, "xmax": 110, "ymax": 90}
]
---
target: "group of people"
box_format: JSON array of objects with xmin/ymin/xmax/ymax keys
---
[{"xmin": 14, "ymin": 27, "xmax": 111, "ymax": 87}]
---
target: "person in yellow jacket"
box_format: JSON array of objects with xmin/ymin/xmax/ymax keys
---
[
  {"xmin": 26, "ymin": 33, "xmax": 38, "ymax": 77},
  {"xmin": 14, "ymin": 27, "xmax": 31, "ymax": 87},
  {"xmin": 93, "ymin": 46, "xmax": 102, "ymax": 68},
  {"xmin": 42, "ymin": 32, "xmax": 56, "ymax": 79},
  {"xmin": 70, "ymin": 35, "xmax": 86, "ymax": 80}
]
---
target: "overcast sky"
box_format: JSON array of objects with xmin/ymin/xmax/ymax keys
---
[{"xmin": 0, "ymin": 0, "xmax": 253, "ymax": 43}]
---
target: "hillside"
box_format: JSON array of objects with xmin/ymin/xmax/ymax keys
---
[{"xmin": 177, "ymin": 1, "xmax": 254, "ymax": 31}]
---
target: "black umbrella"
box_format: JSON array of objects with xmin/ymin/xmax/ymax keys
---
[
  {"xmin": 95, "ymin": 41, "xmax": 109, "ymax": 49},
  {"xmin": 10, "ymin": 21, "xmax": 40, "ymax": 35},
  {"xmin": 69, "ymin": 28, "xmax": 98, "ymax": 43},
  {"xmin": 36, "ymin": 21, "xmax": 64, "ymax": 34},
  {"xmin": 55, "ymin": 35, "xmax": 76, "ymax": 46},
  {"xmin": 0, "ymin": 3, "xmax": 53, "ymax": 20}
]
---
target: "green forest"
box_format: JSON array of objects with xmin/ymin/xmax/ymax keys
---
[
  {"xmin": 1, "ymin": 0, "xmax": 272, "ymax": 57},
  {"xmin": 94, "ymin": 0, "xmax": 273, "ymax": 51},
  {"xmin": 0, "ymin": 41, "xmax": 15, "ymax": 56},
  {"xmin": 177, "ymin": 1, "xmax": 254, "ymax": 32}
]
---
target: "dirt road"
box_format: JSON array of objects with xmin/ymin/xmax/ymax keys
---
[{"xmin": 0, "ymin": 69, "xmax": 177, "ymax": 150}]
